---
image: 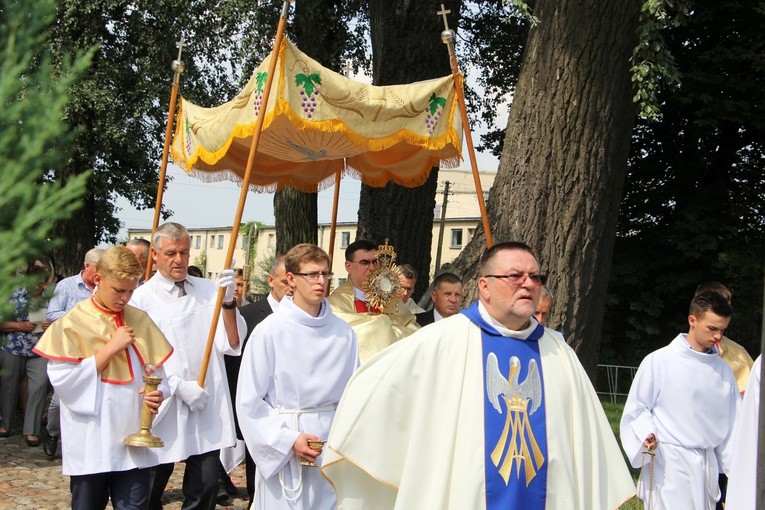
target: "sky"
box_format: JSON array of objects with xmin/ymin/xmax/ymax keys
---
[{"xmin": 115, "ymin": 134, "xmax": 502, "ymax": 239}]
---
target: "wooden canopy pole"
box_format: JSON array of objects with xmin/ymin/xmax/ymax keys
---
[
  {"xmin": 145, "ymin": 37, "xmax": 186, "ymax": 282},
  {"xmin": 197, "ymin": 0, "xmax": 292, "ymax": 387},
  {"xmin": 437, "ymin": 4, "xmax": 493, "ymax": 248},
  {"xmin": 327, "ymin": 168, "xmax": 342, "ymax": 269}
]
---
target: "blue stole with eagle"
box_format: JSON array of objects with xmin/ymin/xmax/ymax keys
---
[{"xmin": 461, "ymin": 303, "xmax": 548, "ymax": 510}]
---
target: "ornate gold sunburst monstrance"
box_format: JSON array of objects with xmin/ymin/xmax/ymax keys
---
[{"xmin": 363, "ymin": 239, "xmax": 402, "ymax": 316}]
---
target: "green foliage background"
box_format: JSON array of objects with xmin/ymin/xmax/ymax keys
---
[{"xmin": 0, "ymin": 0, "xmax": 90, "ymax": 320}]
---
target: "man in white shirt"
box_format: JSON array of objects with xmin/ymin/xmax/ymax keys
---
[
  {"xmin": 130, "ymin": 222, "xmax": 246, "ymax": 510},
  {"xmin": 620, "ymin": 291, "xmax": 741, "ymax": 509},
  {"xmin": 416, "ymin": 272, "xmax": 463, "ymax": 326}
]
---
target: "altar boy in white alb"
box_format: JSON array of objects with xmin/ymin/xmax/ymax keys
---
[
  {"xmin": 130, "ymin": 222, "xmax": 246, "ymax": 510},
  {"xmin": 237, "ymin": 243, "xmax": 359, "ymax": 509},
  {"xmin": 620, "ymin": 291, "xmax": 741, "ymax": 510}
]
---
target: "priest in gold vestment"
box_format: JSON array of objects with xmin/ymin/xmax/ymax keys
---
[{"xmin": 328, "ymin": 240, "xmax": 418, "ymax": 363}]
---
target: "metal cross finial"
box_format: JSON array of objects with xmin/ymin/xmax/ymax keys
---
[
  {"xmin": 344, "ymin": 60, "xmax": 353, "ymax": 78},
  {"xmin": 437, "ymin": 3, "xmax": 451, "ymax": 31},
  {"xmin": 176, "ymin": 35, "xmax": 186, "ymax": 61}
]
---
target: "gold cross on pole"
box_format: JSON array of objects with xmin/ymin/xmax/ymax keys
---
[
  {"xmin": 437, "ymin": 3, "xmax": 451, "ymax": 31},
  {"xmin": 176, "ymin": 35, "xmax": 186, "ymax": 61}
]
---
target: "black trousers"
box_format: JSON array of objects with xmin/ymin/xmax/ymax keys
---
[
  {"xmin": 70, "ymin": 467, "xmax": 152, "ymax": 510},
  {"xmin": 148, "ymin": 450, "xmax": 220, "ymax": 510}
]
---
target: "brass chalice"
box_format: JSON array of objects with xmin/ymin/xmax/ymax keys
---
[
  {"xmin": 299, "ymin": 440, "xmax": 325, "ymax": 467},
  {"xmin": 124, "ymin": 364, "xmax": 164, "ymax": 448}
]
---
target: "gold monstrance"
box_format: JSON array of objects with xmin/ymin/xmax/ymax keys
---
[
  {"xmin": 364, "ymin": 239, "xmax": 403, "ymax": 316},
  {"xmin": 124, "ymin": 364, "xmax": 164, "ymax": 448}
]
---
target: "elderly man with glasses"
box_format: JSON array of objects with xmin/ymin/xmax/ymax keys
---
[
  {"xmin": 328, "ymin": 240, "xmax": 419, "ymax": 363},
  {"xmin": 323, "ymin": 241, "xmax": 635, "ymax": 509}
]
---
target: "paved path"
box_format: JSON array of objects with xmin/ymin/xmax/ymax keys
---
[{"xmin": 0, "ymin": 412, "xmax": 249, "ymax": 510}]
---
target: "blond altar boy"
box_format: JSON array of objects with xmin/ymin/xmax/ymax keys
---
[{"xmin": 33, "ymin": 246, "xmax": 173, "ymax": 510}]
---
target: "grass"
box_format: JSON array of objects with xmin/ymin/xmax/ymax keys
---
[{"xmin": 601, "ymin": 399, "xmax": 644, "ymax": 510}]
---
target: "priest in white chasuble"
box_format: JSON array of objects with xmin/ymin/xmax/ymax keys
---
[
  {"xmin": 237, "ymin": 244, "xmax": 359, "ymax": 509},
  {"xmin": 726, "ymin": 355, "xmax": 761, "ymax": 510},
  {"xmin": 620, "ymin": 291, "xmax": 741, "ymax": 510},
  {"xmin": 322, "ymin": 242, "xmax": 635, "ymax": 509}
]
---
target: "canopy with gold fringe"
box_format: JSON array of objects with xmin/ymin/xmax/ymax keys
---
[{"xmin": 171, "ymin": 38, "xmax": 463, "ymax": 192}]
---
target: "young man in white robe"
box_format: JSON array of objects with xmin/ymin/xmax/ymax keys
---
[
  {"xmin": 620, "ymin": 291, "xmax": 741, "ymax": 510},
  {"xmin": 237, "ymin": 243, "xmax": 359, "ymax": 509},
  {"xmin": 33, "ymin": 246, "xmax": 173, "ymax": 510},
  {"xmin": 129, "ymin": 222, "xmax": 246, "ymax": 510},
  {"xmin": 726, "ymin": 354, "xmax": 761, "ymax": 510},
  {"xmin": 322, "ymin": 241, "xmax": 635, "ymax": 509}
]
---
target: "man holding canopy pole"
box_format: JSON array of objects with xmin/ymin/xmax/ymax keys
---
[{"xmin": 130, "ymin": 222, "xmax": 246, "ymax": 510}]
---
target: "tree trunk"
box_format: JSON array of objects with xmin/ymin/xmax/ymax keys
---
[
  {"xmin": 359, "ymin": 0, "xmax": 461, "ymax": 300},
  {"xmin": 450, "ymin": 0, "xmax": 641, "ymax": 379},
  {"xmin": 50, "ymin": 159, "xmax": 97, "ymax": 277},
  {"xmin": 273, "ymin": 0, "xmax": 353, "ymax": 254}
]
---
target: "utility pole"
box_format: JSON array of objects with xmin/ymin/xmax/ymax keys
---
[{"xmin": 434, "ymin": 180, "xmax": 450, "ymax": 272}]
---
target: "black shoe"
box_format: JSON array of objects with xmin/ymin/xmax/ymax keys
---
[
  {"xmin": 221, "ymin": 473, "xmax": 237, "ymax": 497},
  {"xmin": 43, "ymin": 434, "xmax": 59, "ymax": 458},
  {"xmin": 216, "ymin": 483, "xmax": 230, "ymax": 505}
]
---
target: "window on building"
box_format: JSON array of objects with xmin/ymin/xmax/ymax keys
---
[
  {"xmin": 210, "ymin": 236, "xmax": 215, "ymax": 248},
  {"xmin": 268, "ymin": 233, "xmax": 275, "ymax": 248},
  {"xmin": 241, "ymin": 235, "xmax": 246, "ymax": 249},
  {"xmin": 340, "ymin": 231, "xmax": 350, "ymax": 249},
  {"xmin": 450, "ymin": 228, "xmax": 463, "ymax": 249},
  {"xmin": 217, "ymin": 235, "xmax": 224, "ymax": 249},
  {"xmin": 195, "ymin": 235, "xmax": 201, "ymax": 249},
  {"xmin": 467, "ymin": 228, "xmax": 475, "ymax": 241},
  {"xmin": 338, "ymin": 277, "xmax": 347, "ymax": 286}
]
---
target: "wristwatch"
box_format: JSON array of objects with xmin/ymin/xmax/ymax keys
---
[{"xmin": 221, "ymin": 300, "xmax": 237, "ymax": 310}]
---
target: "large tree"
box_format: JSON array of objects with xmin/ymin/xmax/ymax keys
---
[
  {"xmin": 602, "ymin": 0, "xmax": 765, "ymax": 365},
  {"xmin": 356, "ymin": 0, "xmax": 462, "ymax": 300},
  {"xmin": 449, "ymin": 0, "xmax": 642, "ymax": 378}
]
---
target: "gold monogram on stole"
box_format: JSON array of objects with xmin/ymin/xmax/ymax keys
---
[{"xmin": 486, "ymin": 354, "xmax": 545, "ymax": 486}]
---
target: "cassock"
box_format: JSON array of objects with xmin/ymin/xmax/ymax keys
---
[
  {"xmin": 236, "ymin": 296, "xmax": 359, "ymax": 509},
  {"xmin": 328, "ymin": 280, "xmax": 418, "ymax": 363},
  {"xmin": 322, "ymin": 302, "xmax": 635, "ymax": 509},
  {"xmin": 32, "ymin": 298, "xmax": 173, "ymax": 476},
  {"xmin": 620, "ymin": 334, "xmax": 741, "ymax": 510},
  {"xmin": 130, "ymin": 273, "xmax": 244, "ymax": 465},
  {"xmin": 726, "ymin": 355, "xmax": 761, "ymax": 510}
]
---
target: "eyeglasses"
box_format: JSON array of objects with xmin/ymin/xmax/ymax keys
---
[
  {"xmin": 293, "ymin": 271, "xmax": 333, "ymax": 283},
  {"xmin": 483, "ymin": 273, "xmax": 546, "ymax": 286},
  {"xmin": 352, "ymin": 258, "xmax": 378, "ymax": 267}
]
